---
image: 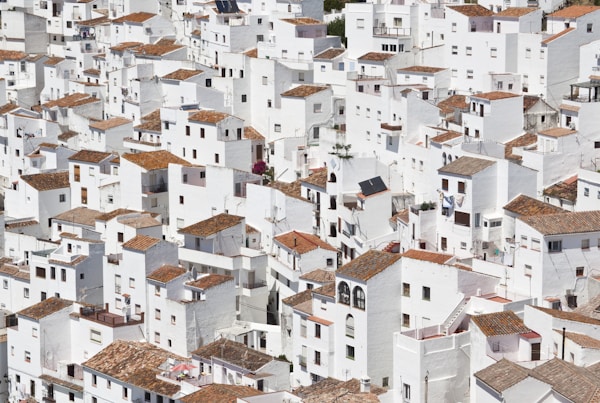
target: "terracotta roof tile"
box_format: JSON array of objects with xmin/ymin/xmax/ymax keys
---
[
  {"xmin": 96, "ymin": 208, "xmax": 141, "ymax": 222},
  {"xmin": 244, "ymin": 48, "xmax": 258, "ymax": 58},
  {"xmin": 89, "ymin": 117, "xmax": 131, "ymax": 131},
  {"xmin": 0, "ymin": 50, "xmax": 28, "ymax": 61},
  {"xmin": 83, "ymin": 340, "xmax": 184, "ymax": 396},
  {"xmin": 187, "ymin": 274, "xmax": 234, "ymax": 290},
  {"xmin": 521, "ymin": 210, "xmax": 600, "ymax": 235},
  {"xmin": 147, "ymin": 265, "xmax": 187, "ymax": 284},
  {"xmin": 312, "ymin": 282, "xmax": 335, "ymax": 298},
  {"xmin": 134, "ymin": 43, "xmax": 184, "ymax": 57},
  {"xmin": 300, "ymin": 167, "xmax": 327, "ymax": 189},
  {"xmin": 472, "ymin": 91, "xmax": 520, "ymax": 101},
  {"xmin": 294, "ymin": 378, "xmax": 387, "ymax": 398},
  {"xmin": 438, "ymin": 156, "xmax": 495, "ymax": 177},
  {"xmin": 471, "ymin": 311, "xmax": 531, "ymax": 337},
  {"xmin": 430, "ymin": 130, "xmax": 462, "ymax": 143},
  {"xmin": 523, "ymin": 95, "xmax": 541, "ymax": 111},
  {"xmin": 529, "ymin": 358, "xmax": 600, "ymax": 402},
  {"xmin": 542, "ymin": 27, "xmax": 575, "ymax": 44},
  {"xmin": 122, "ymin": 150, "xmax": 190, "ymax": 170},
  {"xmin": 474, "ymin": 359, "xmax": 529, "ymax": 393},
  {"xmin": 5, "ymin": 220, "xmax": 38, "ymax": 230},
  {"xmin": 281, "ymin": 85, "xmax": 329, "ymax": 98},
  {"xmin": 437, "ymin": 95, "xmax": 468, "ymax": 115},
  {"xmin": 83, "ymin": 68, "xmax": 100, "ymax": 76},
  {"xmin": 110, "ymin": 42, "xmax": 143, "ymax": 52},
  {"xmin": 188, "ymin": 110, "xmax": 230, "ymax": 123},
  {"xmin": 112, "ymin": 12, "xmax": 156, "ymax": 23},
  {"xmin": 280, "ymin": 17, "xmax": 323, "ymax": 25},
  {"xmin": 299, "ymin": 269, "xmax": 336, "ymax": 283},
  {"xmin": 0, "ymin": 103, "xmax": 18, "ymax": 115},
  {"xmin": 503, "ymin": 194, "xmax": 565, "ymax": 216},
  {"xmin": 18, "ymin": 297, "xmax": 73, "ymax": 321},
  {"xmin": 21, "ymin": 171, "xmax": 69, "ymax": 191},
  {"xmin": 42, "ymin": 93, "xmax": 99, "ymax": 109},
  {"xmin": 358, "ymin": 52, "xmax": 395, "ymax": 62},
  {"xmin": 274, "ymin": 231, "xmax": 336, "ymax": 254},
  {"xmin": 314, "ymin": 48, "xmax": 345, "ymax": 59},
  {"xmin": 68, "ymin": 150, "xmax": 112, "ymax": 163},
  {"xmin": 561, "ymin": 331, "xmax": 600, "ymax": 349},
  {"xmin": 495, "ymin": 7, "xmax": 538, "ymax": 17},
  {"xmin": 282, "ymin": 289, "xmax": 313, "ymax": 307},
  {"xmin": 268, "ymin": 180, "xmax": 303, "ymax": 199},
  {"xmin": 118, "ymin": 215, "xmax": 161, "ymax": 229},
  {"xmin": 53, "ymin": 207, "xmax": 103, "ymax": 227},
  {"xmin": 58, "ymin": 130, "xmax": 78, "ymax": 141},
  {"xmin": 162, "ymin": 69, "xmax": 203, "ymax": 81},
  {"xmin": 538, "ymin": 127, "xmax": 576, "ymax": 137},
  {"xmin": 401, "ymin": 249, "xmax": 454, "ymax": 264},
  {"xmin": 390, "ymin": 208, "xmax": 409, "ymax": 224},
  {"xmin": 337, "ymin": 250, "xmax": 400, "ymax": 281},
  {"xmin": 76, "ymin": 16, "xmax": 110, "ymax": 26},
  {"xmin": 548, "ymin": 5, "xmax": 600, "ymax": 18},
  {"xmin": 398, "ymin": 65, "xmax": 446, "ymax": 73},
  {"xmin": 192, "ymin": 338, "xmax": 273, "ymax": 371},
  {"xmin": 122, "ymin": 235, "xmax": 161, "ymax": 251},
  {"xmin": 134, "ymin": 110, "xmax": 162, "ymax": 132},
  {"xmin": 243, "ymin": 126, "xmax": 264, "ymax": 140},
  {"xmin": 504, "ymin": 132, "xmax": 537, "ymax": 160},
  {"xmin": 560, "ymin": 103, "xmax": 580, "ymax": 112},
  {"xmin": 179, "ymin": 213, "xmax": 244, "ymax": 237},
  {"xmin": 180, "ymin": 384, "xmax": 263, "ymax": 403},
  {"xmin": 447, "ymin": 5, "xmax": 494, "ymax": 17},
  {"xmin": 38, "ymin": 374, "xmax": 82, "ymax": 392},
  {"xmin": 44, "ymin": 57, "xmax": 65, "ymax": 66},
  {"xmin": 543, "ymin": 176, "xmax": 578, "ymax": 202}
]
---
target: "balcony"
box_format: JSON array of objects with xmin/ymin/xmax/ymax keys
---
[
  {"xmin": 78, "ymin": 305, "xmax": 144, "ymax": 328},
  {"xmin": 373, "ymin": 26, "xmax": 411, "ymax": 37},
  {"xmin": 142, "ymin": 183, "xmax": 168, "ymax": 194}
]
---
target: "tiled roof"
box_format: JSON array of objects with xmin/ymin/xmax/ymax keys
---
[
  {"xmin": 561, "ymin": 331, "xmax": 600, "ymax": 349},
  {"xmin": 53, "ymin": 207, "xmax": 103, "ymax": 227},
  {"xmin": 188, "ymin": 110, "xmax": 230, "ymax": 123},
  {"xmin": 548, "ymin": 5, "xmax": 600, "ymax": 18},
  {"xmin": 118, "ymin": 215, "xmax": 160, "ymax": 229},
  {"xmin": 280, "ymin": 17, "xmax": 323, "ymax": 25},
  {"xmin": 76, "ymin": 16, "xmax": 110, "ymax": 26},
  {"xmin": 543, "ymin": 176, "xmax": 578, "ymax": 202},
  {"xmin": 390, "ymin": 208, "xmax": 409, "ymax": 224},
  {"xmin": 314, "ymin": 48, "xmax": 345, "ymax": 59},
  {"xmin": 134, "ymin": 43, "xmax": 184, "ymax": 57},
  {"xmin": 268, "ymin": 180, "xmax": 303, "ymax": 199},
  {"xmin": 274, "ymin": 231, "xmax": 336, "ymax": 254},
  {"xmin": 337, "ymin": 250, "xmax": 400, "ymax": 282},
  {"xmin": 447, "ymin": 5, "xmax": 494, "ymax": 17},
  {"xmin": 538, "ymin": 127, "xmax": 576, "ymax": 137},
  {"xmin": 282, "ymin": 289, "xmax": 313, "ymax": 307},
  {"xmin": 438, "ymin": 95, "xmax": 469, "ymax": 116},
  {"xmin": 18, "ymin": 297, "xmax": 73, "ymax": 321},
  {"xmin": 504, "ymin": 132, "xmax": 537, "ymax": 160},
  {"xmin": 574, "ymin": 294, "xmax": 600, "ymax": 321},
  {"xmin": 96, "ymin": 208, "xmax": 140, "ymax": 222},
  {"xmin": 147, "ymin": 265, "xmax": 187, "ymax": 284},
  {"xmin": 244, "ymin": 48, "xmax": 257, "ymax": 58},
  {"xmin": 162, "ymin": 69, "xmax": 202, "ymax": 81},
  {"xmin": 89, "ymin": 117, "xmax": 131, "ymax": 131},
  {"xmin": 401, "ymin": 249, "xmax": 454, "ymax": 265},
  {"xmin": 312, "ymin": 282, "xmax": 335, "ymax": 298},
  {"xmin": 0, "ymin": 49, "xmax": 28, "ymax": 61},
  {"xmin": 504, "ymin": 194, "xmax": 565, "ymax": 216},
  {"xmin": 529, "ymin": 358, "xmax": 600, "ymax": 402},
  {"xmin": 0, "ymin": 103, "xmax": 18, "ymax": 115},
  {"xmin": 58, "ymin": 130, "xmax": 78, "ymax": 141},
  {"xmin": 495, "ymin": 7, "xmax": 538, "ymax": 17},
  {"xmin": 112, "ymin": 12, "xmax": 156, "ymax": 23},
  {"xmin": 398, "ymin": 65, "xmax": 446, "ymax": 73},
  {"xmin": 471, "ymin": 311, "xmax": 531, "ymax": 336},
  {"xmin": 180, "ymin": 384, "xmax": 263, "ymax": 403},
  {"xmin": 532, "ymin": 306, "xmax": 600, "ymax": 325},
  {"xmin": 83, "ymin": 340, "xmax": 184, "ymax": 396},
  {"xmin": 560, "ymin": 103, "xmax": 580, "ymax": 112},
  {"xmin": 187, "ymin": 274, "xmax": 234, "ymax": 290},
  {"xmin": 472, "ymin": 91, "xmax": 520, "ymax": 101},
  {"xmin": 109, "ymin": 42, "xmax": 142, "ymax": 52},
  {"xmin": 357, "ymin": 52, "xmax": 395, "ymax": 62},
  {"xmin": 192, "ymin": 338, "xmax": 273, "ymax": 371},
  {"xmin": 122, "ymin": 235, "xmax": 161, "ymax": 251},
  {"xmin": 42, "ymin": 93, "xmax": 99, "ymax": 109},
  {"xmin": 179, "ymin": 213, "xmax": 244, "ymax": 237},
  {"xmin": 68, "ymin": 149, "xmax": 112, "ymax": 163},
  {"xmin": 300, "ymin": 269, "xmax": 336, "ymax": 283},
  {"xmin": 294, "ymin": 378, "xmax": 387, "ymax": 399},
  {"xmin": 38, "ymin": 374, "xmax": 83, "ymax": 392},
  {"xmin": 523, "ymin": 95, "xmax": 541, "ymax": 111},
  {"xmin": 44, "ymin": 57, "xmax": 65, "ymax": 66},
  {"xmin": 21, "ymin": 171, "xmax": 69, "ymax": 191},
  {"xmin": 83, "ymin": 68, "xmax": 100, "ymax": 76},
  {"xmin": 430, "ymin": 130, "xmax": 462, "ymax": 143},
  {"xmin": 474, "ymin": 359, "xmax": 529, "ymax": 393},
  {"xmin": 300, "ymin": 167, "xmax": 327, "ymax": 189},
  {"xmin": 5, "ymin": 220, "xmax": 38, "ymax": 230},
  {"xmin": 438, "ymin": 156, "xmax": 495, "ymax": 177},
  {"xmin": 243, "ymin": 126, "xmax": 264, "ymax": 140},
  {"xmin": 122, "ymin": 150, "xmax": 190, "ymax": 170},
  {"xmin": 542, "ymin": 27, "xmax": 575, "ymax": 45},
  {"xmin": 48, "ymin": 255, "xmax": 88, "ymax": 267},
  {"xmin": 281, "ymin": 85, "xmax": 329, "ymax": 98}
]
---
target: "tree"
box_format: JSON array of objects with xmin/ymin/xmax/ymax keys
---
[
  {"xmin": 324, "ymin": 0, "xmax": 344, "ymax": 12},
  {"xmin": 327, "ymin": 17, "xmax": 346, "ymax": 47}
]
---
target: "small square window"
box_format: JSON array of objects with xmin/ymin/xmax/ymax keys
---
[
  {"xmin": 346, "ymin": 345, "xmax": 355, "ymax": 360},
  {"xmin": 402, "ymin": 283, "xmax": 410, "ymax": 297},
  {"xmin": 576, "ymin": 267, "xmax": 585, "ymax": 277},
  {"xmin": 402, "ymin": 313, "xmax": 410, "ymax": 327},
  {"xmin": 422, "ymin": 286, "xmax": 431, "ymax": 301}
]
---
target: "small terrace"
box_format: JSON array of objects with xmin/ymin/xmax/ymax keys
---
[{"xmin": 77, "ymin": 304, "xmax": 144, "ymax": 327}]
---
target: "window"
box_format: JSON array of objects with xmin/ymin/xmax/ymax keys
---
[
  {"xmin": 588, "ymin": 23, "xmax": 593, "ymax": 33},
  {"xmin": 171, "ymin": 315, "xmax": 176, "ymax": 325},
  {"xmin": 356, "ymin": 18, "xmax": 364, "ymax": 29},
  {"xmin": 300, "ymin": 317, "xmax": 307, "ymax": 337},
  {"xmin": 2, "ymin": 280, "xmax": 6, "ymax": 289},
  {"xmin": 353, "ymin": 286, "xmax": 365, "ymax": 309},
  {"xmin": 314, "ymin": 350, "xmax": 321, "ymax": 365},
  {"xmin": 451, "ymin": 45, "xmax": 457, "ymax": 55},
  {"xmin": 525, "ymin": 264, "xmax": 532, "ymax": 276},
  {"xmin": 548, "ymin": 240, "xmax": 562, "ymax": 252},
  {"xmin": 81, "ymin": 187, "xmax": 87, "ymax": 204},
  {"xmin": 584, "ymin": 187, "xmax": 590, "ymax": 197},
  {"xmin": 313, "ymin": 103, "xmax": 322, "ymax": 113},
  {"xmin": 402, "ymin": 313, "xmax": 410, "ymax": 327},
  {"xmin": 402, "ymin": 283, "xmax": 410, "ymax": 297},
  {"xmin": 262, "ymin": 76, "xmax": 268, "ymax": 85},
  {"xmin": 576, "ymin": 267, "xmax": 585, "ymax": 277},
  {"xmin": 467, "ymin": 70, "xmax": 474, "ymax": 79},
  {"xmin": 346, "ymin": 314, "xmax": 354, "ymax": 338},
  {"xmin": 451, "ymin": 69, "xmax": 457, "ymax": 78},
  {"xmin": 338, "ymin": 282, "xmax": 350, "ymax": 304},
  {"xmin": 422, "ymin": 286, "xmax": 431, "ymax": 301},
  {"xmin": 155, "ymin": 285, "xmax": 161, "ymax": 296},
  {"xmin": 179, "ymin": 195, "xmax": 184, "ymax": 204},
  {"xmin": 532, "ymin": 238, "xmax": 540, "ymax": 251},
  {"xmin": 346, "ymin": 345, "xmax": 355, "ymax": 359},
  {"xmin": 25, "ymin": 351, "xmax": 31, "ymax": 362},
  {"xmin": 36, "ymin": 267, "xmax": 46, "ymax": 278},
  {"xmin": 155, "ymin": 309, "xmax": 161, "ymax": 320},
  {"xmin": 466, "ymin": 46, "xmax": 472, "ymax": 56},
  {"xmin": 200, "ymin": 128, "xmax": 205, "ymax": 138},
  {"xmin": 455, "ymin": 211, "xmax": 470, "ymax": 227},
  {"xmin": 154, "ymin": 332, "xmax": 160, "ymax": 343},
  {"xmin": 315, "ymin": 323, "xmax": 321, "ymax": 338},
  {"xmin": 214, "ymin": 153, "xmax": 220, "ymax": 163},
  {"xmin": 24, "ymin": 288, "xmax": 29, "ymax": 298},
  {"xmin": 525, "ymin": 48, "xmax": 531, "ymax": 58},
  {"xmin": 118, "ymin": 232, "xmax": 124, "ymax": 243},
  {"xmin": 441, "ymin": 178, "xmax": 448, "ymax": 191},
  {"xmin": 540, "ymin": 49, "xmax": 545, "ymax": 59},
  {"xmin": 458, "ymin": 181, "xmax": 466, "ymax": 193},
  {"xmin": 61, "ymin": 269, "xmax": 66, "ymax": 282},
  {"xmin": 123, "ymin": 386, "xmax": 129, "ymax": 399},
  {"xmin": 241, "ymin": 94, "xmax": 247, "ymax": 102},
  {"xmin": 59, "ymin": 193, "xmax": 66, "ymax": 202},
  {"xmin": 298, "ymin": 72, "xmax": 305, "ymax": 82},
  {"xmin": 451, "ymin": 22, "xmax": 457, "ymax": 32},
  {"xmin": 403, "ymin": 383, "xmax": 411, "ymax": 401},
  {"xmin": 490, "ymin": 47, "xmax": 497, "ymax": 58},
  {"xmin": 32, "ymin": 328, "xmax": 38, "ymax": 338},
  {"xmin": 92, "ymin": 374, "xmax": 97, "ymax": 386},
  {"xmin": 274, "ymin": 124, "xmax": 281, "ymax": 132},
  {"xmin": 582, "ymin": 239, "xmax": 590, "ymax": 249},
  {"xmin": 441, "ymin": 237, "xmax": 447, "ymax": 251}
]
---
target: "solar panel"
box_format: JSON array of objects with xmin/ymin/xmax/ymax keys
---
[
  {"xmin": 215, "ymin": 0, "xmax": 240, "ymax": 13},
  {"xmin": 358, "ymin": 176, "xmax": 387, "ymax": 197}
]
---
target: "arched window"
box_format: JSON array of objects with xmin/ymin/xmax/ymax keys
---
[
  {"xmin": 329, "ymin": 173, "xmax": 337, "ymax": 183},
  {"xmin": 338, "ymin": 282, "xmax": 350, "ymax": 305},
  {"xmin": 353, "ymin": 286, "xmax": 365, "ymax": 310},
  {"xmin": 346, "ymin": 314, "xmax": 354, "ymax": 338},
  {"xmin": 442, "ymin": 152, "xmax": 447, "ymax": 166},
  {"xmin": 448, "ymin": 155, "xmax": 453, "ymax": 163},
  {"xmin": 330, "ymin": 196, "xmax": 336, "ymax": 210}
]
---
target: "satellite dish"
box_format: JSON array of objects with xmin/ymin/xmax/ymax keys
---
[{"xmin": 191, "ymin": 266, "xmax": 198, "ymax": 280}]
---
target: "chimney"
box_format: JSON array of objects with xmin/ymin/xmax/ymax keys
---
[
  {"xmin": 293, "ymin": 237, "xmax": 297, "ymax": 247},
  {"xmin": 360, "ymin": 376, "xmax": 371, "ymax": 393}
]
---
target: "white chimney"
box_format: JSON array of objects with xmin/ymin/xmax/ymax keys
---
[{"xmin": 360, "ymin": 376, "xmax": 371, "ymax": 393}]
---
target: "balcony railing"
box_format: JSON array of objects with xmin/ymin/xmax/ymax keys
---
[
  {"xmin": 142, "ymin": 183, "xmax": 168, "ymax": 194},
  {"xmin": 242, "ymin": 281, "xmax": 266, "ymax": 289},
  {"xmin": 373, "ymin": 26, "xmax": 411, "ymax": 37}
]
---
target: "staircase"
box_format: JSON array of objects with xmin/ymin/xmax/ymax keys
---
[
  {"xmin": 382, "ymin": 241, "xmax": 400, "ymax": 253},
  {"xmin": 443, "ymin": 297, "xmax": 470, "ymax": 335}
]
